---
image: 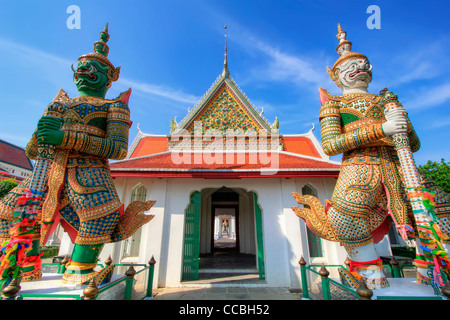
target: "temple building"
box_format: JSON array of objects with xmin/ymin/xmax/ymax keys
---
[
  {"xmin": 111, "ymin": 40, "xmax": 349, "ymax": 289},
  {"xmin": 0, "ymin": 139, "xmax": 33, "ymax": 181},
  {"xmin": 59, "ymin": 31, "xmax": 393, "ymax": 289}
]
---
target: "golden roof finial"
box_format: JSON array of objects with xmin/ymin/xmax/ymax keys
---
[
  {"xmin": 224, "ymin": 24, "xmax": 228, "ymax": 57},
  {"xmin": 222, "ymin": 25, "xmax": 229, "ymax": 78}
]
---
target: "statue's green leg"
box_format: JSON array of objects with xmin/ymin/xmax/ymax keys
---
[
  {"xmin": 62, "ymin": 243, "xmax": 104, "ymax": 284},
  {"xmin": 61, "ymin": 208, "xmax": 120, "ymax": 285}
]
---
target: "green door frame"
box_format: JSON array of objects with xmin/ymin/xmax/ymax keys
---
[
  {"xmin": 253, "ymin": 192, "xmax": 265, "ymax": 280},
  {"xmin": 182, "ymin": 190, "xmax": 265, "ymax": 281},
  {"xmin": 182, "ymin": 191, "xmax": 201, "ymax": 281}
]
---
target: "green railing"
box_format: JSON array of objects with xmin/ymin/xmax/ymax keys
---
[
  {"xmin": 299, "ymin": 260, "xmax": 360, "ymax": 300},
  {"xmin": 298, "ymin": 257, "xmax": 445, "ymax": 300},
  {"xmin": 16, "ymin": 293, "xmax": 84, "ymax": 300},
  {"xmin": 2, "ymin": 256, "xmax": 157, "ymax": 300}
]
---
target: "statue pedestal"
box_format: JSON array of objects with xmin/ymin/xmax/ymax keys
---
[
  {"xmin": 16, "ymin": 273, "xmax": 125, "ymax": 300},
  {"xmin": 369, "ymin": 278, "xmax": 444, "ymax": 300}
]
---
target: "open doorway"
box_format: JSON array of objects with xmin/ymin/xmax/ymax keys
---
[
  {"xmin": 182, "ymin": 187, "xmax": 265, "ymax": 282},
  {"xmin": 212, "ymin": 205, "xmax": 239, "ymax": 252},
  {"xmin": 198, "ymin": 187, "xmax": 257, "ymax": 273}
]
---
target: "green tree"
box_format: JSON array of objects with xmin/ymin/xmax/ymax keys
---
[
  {"xmin": 0, "ymin": 178, "xmax": 18, "ymax": 199},
  {"xmin": 418, "ymin": 158, "xmax": 450, "ymax": 193}
]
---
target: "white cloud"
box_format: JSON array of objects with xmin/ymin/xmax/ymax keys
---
[
  {"xmin": 405, "ymin": 82, "xmax": 450, "ymax": 111},
  {"xmin": 433, "ymin": 117, "xmax": 450, "ymax": 129},
  {"xmin": 118, "ymin": 78, "xmax": 199, "ymax": 105},
  {"xmin": 0, "ymin": 37, "xmax": 72, "ymax": 66},
  {"xmin": 0, "ymin": 132, "xmax": 32, "ymax": 148},
  {"xmin": 231, "ymin": 33, "xmax": 334, "ymax": 90},
  {"xmin": 377, "ymin": 37, "xmax": 449, "ymax": 87},
  {"xmin": 251, "ymin": 39, "xmax": 323, "ymax": 85},
  {"xmin": 0, "ymin": 37, "xmax": 200, "ymax": 106},
  {"xmin": 0, "ymin": 36, "xmax": 75, "ymax": 92}
]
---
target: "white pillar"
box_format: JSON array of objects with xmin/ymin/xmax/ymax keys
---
[
  {"xmin": 253, "ymin": 179, "xmax": 291, "ymax": 286},
  {"xmin": 57, "ymin": 233, "xmax": 74, "ymax": 256},
  {"xmin": 140, "ymin": 178, "xmax": 167, "ymax": 288},
  {"xmin": 159, "ymin": 180, "xmax": 192, "ymax": 287},
  {"xmin": 281, "ymin": 178, "xmax": 303, "ymax": 288}
]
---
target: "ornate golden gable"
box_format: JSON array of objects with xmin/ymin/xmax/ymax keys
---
[{"xmin": 186, "ymin": 86, "xmax": 261, "ymax": 134}]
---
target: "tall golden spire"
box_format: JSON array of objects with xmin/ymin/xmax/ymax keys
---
[{"xmin": 222, "ymin": 25, "xmax": 230, "ymax": 78}]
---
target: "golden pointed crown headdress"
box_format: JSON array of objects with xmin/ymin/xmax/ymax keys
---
[
  {"xmin": 327, "ymin": 24, "xmax": 368, "ymax": 85},
  {"xmin": 77, "ymin": 24, "xmax": 121, "ymax": 82}
]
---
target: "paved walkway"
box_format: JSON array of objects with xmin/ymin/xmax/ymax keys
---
[
  {"xmin": 153, "ymin": 251, "xmax": 303, "ymax": 300},
  {"xmin": 153, "ymin": 286, "xmax": 302, "ymax": 300}
]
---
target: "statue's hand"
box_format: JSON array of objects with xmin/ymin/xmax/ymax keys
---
[
  {"xmin": 382, "ymin": 108, "xmax": 407, "ymax": 136},
  {"xmin": 36, "ymin": 116, "xmax": 64, "ymax": 146},
  {"xmin": 37, "ymin": 116, "xmax": 62, "ymax": 131}
]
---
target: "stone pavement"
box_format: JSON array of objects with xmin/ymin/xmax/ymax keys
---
[
  {"xmin": 153, "ymin": 286, "xmax": 302, "ymax": 300},
  {"xmin": 153, "ymin": 251, "xmax": 303, "ymax": 300}
]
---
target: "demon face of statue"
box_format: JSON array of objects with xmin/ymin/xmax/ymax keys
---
[
  {"xmin": 72, "ymin": 59, "xmax": 111, "ymax": 97},
  {"xmin": 335, "ymin": 57, "xmax": 373, "ymax": 90}
]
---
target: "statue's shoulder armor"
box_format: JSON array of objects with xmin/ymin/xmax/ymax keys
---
[
  {"xmin": 107, "ymin": 89, "xmax": 132, "ymax": 127},
  {"xmin": 113, "ymin": 88, "xmax": 132, "ymax": 106},
  {"xmin": 52, "ymin": 89, "xmax": 70, "ymax": 104},
  {"xmin": 319, "ymin": 88, "xmax": 340, "ymax": 104},
  {"xmin": 42, "ymin": 89, "xmax": 69, "ymax": 117},
  {"xmin": 319, "ymin": 88, "xmax": 341, "ymax": 120}
]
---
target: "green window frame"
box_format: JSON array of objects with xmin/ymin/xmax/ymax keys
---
[
  {"xmin": 122, "ymin": 183, "xmax": 147, "ymax": 258},
  {"xmin": 302, "ymin": 184, "xmax": 323, "ymax": 258}
]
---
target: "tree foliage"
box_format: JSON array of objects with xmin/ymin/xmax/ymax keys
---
[
  {"xmin": 0, "ymin": 178, "xmax": 18, "ymax": 198},
  {"xmin": 418, "ymin": 158, "xmax": 450, "ymax": 193}
]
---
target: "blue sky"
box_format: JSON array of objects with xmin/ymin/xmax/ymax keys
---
[{"xmin": 0, "ymin": 0, "xmax": 449, "ymax": 165}]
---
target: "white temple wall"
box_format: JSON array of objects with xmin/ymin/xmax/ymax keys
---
[
  {"xmin": 58, "ymin": 175, "xmax": 343, "ymax": 288},
  {"xmin": 281, "ymin": 178, "xmax": 304, "ymax": 288},
  {"xmin": 144, "ymin": 177, "xmax": 302, "ymax": 287},
  {"xmin": 156, "ymin": 177, "xmax": 340, "ymax": 287},
  {"xmin": 138, "ymin": 178, "xmax": 168, "ymax": 288}
]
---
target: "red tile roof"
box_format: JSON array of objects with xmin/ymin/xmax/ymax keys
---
[
  {"xmin": 110, "ymin": 151, "xmax": 340, "ymax": 179},
  {"xmin": 0, "ymin": 140, "xmax": 33, "ymax": 171},
  {"xmin": 130, "ymin": 136, "xmax": 168, "ymax": 158},
  {"xmin": 128, "ymin": 134, "xmax": 324, "ymax": 159},
  {"xmin": 118, "ymin": 131, "xmax": 340, "ymax": 178},
  {"xmin": 283, "ymin": 136, "xmax": 321, "ymax": 158}
]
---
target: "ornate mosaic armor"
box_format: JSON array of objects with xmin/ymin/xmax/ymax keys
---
[
  {"xmin": 0, "ymin": 25, "xmax": 155, "ymax": 286},
  {"xmin": 1, "ymin": 88, "xmax": 136, "ymax": 245},
  {"xmin": 293, "ymin": 23, "xmax": 450, "ymax": 291},
  {"xmin": 319, "ymin": 89, "xmax": 420, "ymax": 247}
]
